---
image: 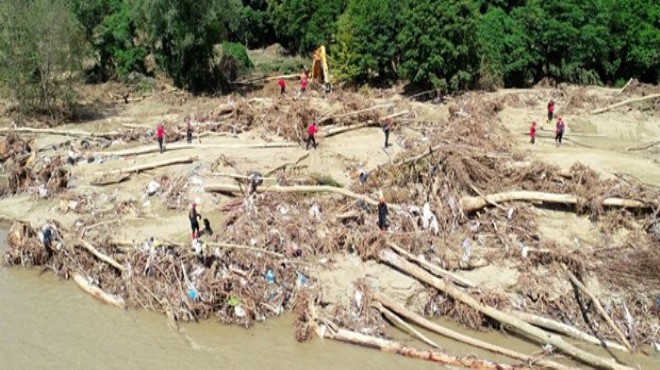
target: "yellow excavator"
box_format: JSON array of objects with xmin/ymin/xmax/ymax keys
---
[{"xmin": 310, "ymin": 45, "xmax": 331, "ymax": 92}]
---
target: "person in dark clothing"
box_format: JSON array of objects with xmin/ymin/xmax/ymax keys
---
[
  {"xmin": 382, "ymin": 118, "xmax": 392, "ymax": 148},
  {"xmin": 202, "ymin": 218, "xmax": 213, "ymax": 236},
  {"xmin": 247, "ymin": 170, "xmax": 264, "ymax": 195},
  {"xmin": 306, "ymin": 122, "xmax": 318, "ymax": 150},
  {"xmin": 555, "ymin": 117, "xmax": 565, "ymax": 147},
  {"xmin": 189, "ymin": 203, "xmax": 202, "ymax": 239},
  {"xmin": 186, "ymin": 118, "xmax": 193, "ymax": 144},
  {"xmin": 358, "ymin": 169, "xmax": 368, "ymax": 185},
  {"xmin": 377, "ymin": 194, "xmax": 388, "ymax": 231},
  {"xmin": 41, "ymin": 223, "xmax": 58, "ymax": 258}
]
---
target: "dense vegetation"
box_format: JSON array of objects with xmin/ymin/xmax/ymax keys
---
[{"xmin": 0, "ymin": 0, "xmax": 657, "ymax": 115}]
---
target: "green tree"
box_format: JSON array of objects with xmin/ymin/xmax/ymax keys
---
[
  {"xmin": 232, "ymin": 1, "xmax": 277, "ymax": 48},
  {"xmin": 72, "ymin": 0, "xmax": 147, "ymax": 80},
  {"xmin": 398, "ymin": 0, "xmax": 481, "ymax": 91},
  {"xmin": 331, "ymin": 0, "xmax": 400, "ymax": 83},
  {"xmin": 478, "ymin": 7, "xmax": 535, "ymax": 88},
  {"xmin": 0, "ymin": 0, "xmax": 86, "ymax": 117},
  {"xmin": 267, "ymin": 0, "xmax": 347, "ymax": 53},
  {"xmin": 136, "ymin": 0, "xmax": 242, "ymax": 92}
]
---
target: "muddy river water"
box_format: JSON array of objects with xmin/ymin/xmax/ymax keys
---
[{"xmin": 1, "ymin": 229, "xmax": 658, "ymax": 369}]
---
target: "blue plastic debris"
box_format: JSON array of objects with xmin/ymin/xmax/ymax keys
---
[{"xmin": 265, "ymin": 268, "xmax": 275, "ymax": 285}]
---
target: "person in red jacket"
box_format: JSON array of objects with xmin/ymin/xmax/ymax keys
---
[
  {"xmin": 547, "ymin": 99, "xmax": 555, "ymax": 125},
  {"xmin": 300, "ymin": 77, "xmax": 307, "ymax": 94},
  {"xmin": 555, "ymin": 117, "xmax": 565, "ymax": 147},
  {"xmin": 530, "ymin": 120, "xmax": 537, "ymax": 144},
  {"xmin": 306, "ymin": 121, "xmax": 317, "ymax": 150},
  {"xmin": 278, "ymin": 77, "xmax": 286, "ymax": 95},
  {"xmin": 156, "ymin": 122, "xmax": 165, "ymax": 153}
]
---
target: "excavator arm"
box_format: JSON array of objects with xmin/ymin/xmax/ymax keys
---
[{"xmin": 311, "ymin": 46, "xmax": 330, "ymax": 90}]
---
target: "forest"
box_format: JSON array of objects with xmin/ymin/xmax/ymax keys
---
[{"xmin": 0, "ymin": 0, "xmax": 658, "ymax": 114}]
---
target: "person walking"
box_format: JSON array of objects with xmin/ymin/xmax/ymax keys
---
[
  {"xmin": 382, "ymin": 117, "xmax": 392, "ymax": 148},
  {"xmin": 530, "ymin": 121, "xmax": 537, "ymax": 144},
  {"xmin": 306, "ymin": 121, "xmax": 318, "ymax": 150},
  {"xmin": 555, "ymin": 117, "xmax": 565, "ymax": 147},
  {"xmin": 156, "ymin": 122, "xmax": 166, "ymax": 153},
  {"xmin": 278, "ymin": 77, "xmax": 286, "ymax": 95},
  {"xmin": 377, "ymin": 192, "xmax": 388, "ymax": 232},
  {"xmin": 186, "ymin": 118, "xmax": 193, "ymax": 144},
  {"xmin": 189, "ymin": 202, "xmax": 202, "ymax": 240},
  {"xmin": 547, "ymin": 99, "xmax": 555, "ymax": 126}
]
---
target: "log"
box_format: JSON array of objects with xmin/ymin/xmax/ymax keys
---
[
  {"xmin": 99, "ymin": 156, "xmax": 196, "ymax": 176},
  {"xmin": 591, "ymin": 93, "xmax": 660, "ymax": 115},
  {"xmin": 317, "ymin": 321, "xmax": 523, "ymax": 369},
  {"xmin": 377, "ymin": 248, "xmax": 633, "ymax": 370},
  {"xmin": 265, "ymin": 153, "xmax": 309, "ymax": 176},
  {"xmin": 0, "ymin": 127, "xmax": 121, "ymax": 139},
  {"xmin": 212, "ymin": 173, "xmax": 278, "ymax": 181},
  {"xmin": 619, "ymin": 78, "xmax": 634, "ymax": 94},
  {"xmin": 510, "ymin": 311, "xmax": 629, "ymax": 353},
  {"xmin": 626, "ymin": 140, "xmax": 660, "ymax": 151},
  {"xmin": 206, "ymin": 242, "xmax": 285, "ymax": 258},
  {"xmin": 317, "ymin": 103, "xmax": 395, "ymax": 124},
  {"xmin": 76, "ymin": 240, "xmax": 126, "ymax": 272},
  {"xmin": 100, "ymin": 142, "xmax": 297, "ymax": 157},
  {"xmin": 387, "ymin": 242, "xmax": 476, "ymax": 288},
  {"xmin": 373, "ymin": 292, "xmax": 570, "ymax": 370},
  {"xmin": 204, "ymin": 183, "xmax": 402, "ymax": 211},
  {"xmin": 321, "ymin": 111, "xmax": 411, "ymax": 138},
  {"xmin": 566, "ymin": 270, "xmax": 633, "ymax": 352},
  {"xmin": 90, "ymin": 172, "xmax": 131, "ymax": 186},
  {"xmin": 372, "ymin": 301, "xmax": 442, "ymax": 350},
  {"xmin": 459, "ymin": 191, "xmax": 654, "ymax": 213},
  {"xmin": 72, "ymin": 273, "xmax": 126, "ymax": 309}
]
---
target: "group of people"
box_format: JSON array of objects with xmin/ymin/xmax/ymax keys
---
[
  {"xmin": 529, "ymin": 98, "xmax": 566, "ymax": 147},
  {"xmin": 278, "ymin": 67, "xmax": 309, "ymax": 97}
]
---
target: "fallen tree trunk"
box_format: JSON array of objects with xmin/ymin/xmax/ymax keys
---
[
  {"xmin": 591, "ymin": 93, "xmax": 660, "ymax": 115},
  {"xmin": 373, "ymin": 292, "xmax": 569, "ymax": 370},
  {"xmin": 321, "ymin": 111, "xmax": 411, "ymax": 138},
  {"xmin": 204, "ymin": 183, "xmax": 401, "ymax": 210},
  {"xmin": 626, "ymin": 140, "xmax": 660, "ymax": 151},
  {"xmin": 100, "ymin": 142, "xmax": 297, "ymax": 157},
  {"xmin": 317, "ymin": 321, "xmax": 523, "ymax": 369},
  {"xmin": 101, "ymin": 156, "xmax": 196, "ymax": 175},
  {"xmin": 72, "ymin": 273, "xmax": 126, "ymax": 309},
  {"xmin": 0, "ymin": 127, "xmax": 121, "ymax": 139},
  {"xmin": 388, "ymin": 242, "xmax": 476, "ymax": 288},
  {"xmin": 459, "ymin": 191, "xmax": 654, "ymax": 213},
  {"xmin": 318, "ymin": 103, "xmax": 395, "ymax": 124},
  {"xmin": 566, "ymin": 270, "xmax": 634, "ymax": 352},
  {"xmin": 510, "ymin": 311, "xmax": 629, "ymax": 353},
  {"xmin": 377, "ymin": 248, "xmax": 633, "ymax": 370},
  {"xmin": 76, "ymin": 240, "xmax": 125, "ymax": 272},
  {"xmin": 372, "ymin": 301, "xmax": 442, "ymax": 349},
  {"xmin": 206, "ymin": 242, "xmax": 285, "ymax": 258}
]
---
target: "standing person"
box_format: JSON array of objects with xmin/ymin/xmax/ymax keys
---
[
  {"xmin": 278, "ymin": 77, "xmax": 286, "ymax": 95},
  {"xmin": 189, "ymin": 202, "xmax": 202, "ymax": 240},
  {"xmin": 377, "ymin": 192, "xmax": 388, "ymax": 232},
  {"xmin": 156, "ymin": 122, "xmax": 165, "ymax": 153},
  {"xmin": 41, "ymin": 222, "xmax": 56, "ymax": 258},
  {"xmin": 306, "ymin": 121, "xmax": 318, "ymax": 150},
  {"xmin": 547, "ymin": 99, "xmax": 555, "ymax": 126},
  {"xmin": 186, "ymin": 118, "xmax": 193, "ymax": 144},
  {"xmin": 382, "ymin": 117, "xmax": 392, "ymax": 148},
  {"xmin": 555, "ymin": 117, "xmax": 565, "ymax": 147},
  {"xmin": 300, "ymin": 77, "xmax": 307, "ymax": 95},
  {"xmin": 530, "ymin": 121, "xmax": 537, "ymax": 144},
  {"xmin": 247, "ymin": 170, "xmax": 263, "ymax": 195}
]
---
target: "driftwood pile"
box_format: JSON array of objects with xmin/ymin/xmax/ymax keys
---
[{"xmin": 2, "ymin": 88, "xmax": 659, "ymax": 369}]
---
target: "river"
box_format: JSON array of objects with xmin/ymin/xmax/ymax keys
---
[{"xmin": 1, "ymin": 229, "xmax": 658, "ymax": 369}]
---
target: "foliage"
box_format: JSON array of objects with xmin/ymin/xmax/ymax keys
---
[
  {"xmin": 398, "ymin": 0, "xmax": 481, "ymax": 91},
  {"xmin": 267, "ymin": 0, "xmax": 348, "ymax": 54},
  {"xmin": 331, "ymin": 0, "xmax": 400, "ymax": 84},
  {"xmin": 136, "ymin": 0, "xmax": 242, "ymax": 92},
  {"xmin": 220, "ymin": 42, "xmax": 254, "ymax": 81},
  {"xmin": 0, "ymin": 0, "xmax": 86, "ymax": 117},
  {"xmin": 232, "ymin": 0, "xmax": 277, "ymax": 48}
]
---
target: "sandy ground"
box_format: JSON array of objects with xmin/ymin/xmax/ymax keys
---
[{"xmin": 1, "ymin": 84, "xmax": 658, "ymax": 313}]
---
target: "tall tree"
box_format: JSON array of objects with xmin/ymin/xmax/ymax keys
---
[
  {"xmin": 331, "ymin": 0, "xmax": 400, "ymax": 83},
  {"xmin": 136, "ymin": 0, "xmax": 241, "ymax": 92},
  {"xmin": 398, "ymin": 0, "xmax": 481, "ymax": 91},
  {"xmin": 0, "ymin": 0, "xmax": 86, "ymax": 117},
  {"xmin": 267, "ymin": 0, "xmax": 347, "ymax": 54}
]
